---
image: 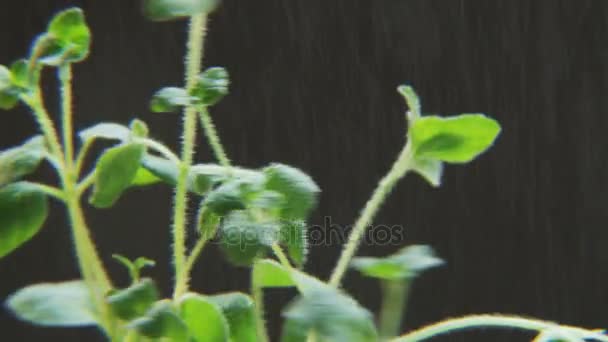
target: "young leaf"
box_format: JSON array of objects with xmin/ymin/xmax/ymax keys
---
[
  {"xmin": 0, "ymin": 182, "xmax": 48, "ymax": 258},
  {"xmin": 129, "ymin": 118, "xmax": 149, "ymax": 138},
  {"xmin": 0, "ymin": 65, "xmax": 19, "ymax": 110},
  {"xmin": 107, "ymin": 278, "xmax": 159, "ymax": 321},
  {"xmin": 219, "ymin": 211, "xmax": 279, "ymax": 266},
  {"xmin": 143, "ymin": 0, "xmax": 220, "ymax": 21},
  {"xmin": 207, "ymin": 292, "xmax": 258, "ymax": 342},
  {"xmin": 190, "ymin": 67, "xmax": 229, "ymax": 106},
  {"xmin": 39, "ymin": 8, "xmax": 91, "ymax": 65},
  {"xmin": 280, "ymin": 220, "xmax": 308, "ymax": 268},
  {"xmin": 252, "ymin": 259, "xmax": 295, "ymax": 288},
  {"xmin": 281, "ymin": 285, "xmax": 378, "ymax": 342},
  {"xmin": 203, "ymin": 180, "xmax": 249, "ymax": 216},
  {"xmin": 128, "ymin": 300, "xmax": 189, "ymax": 340},
  {"xmin": 196, "ymin": 204, "xmax": 220, "ymax": 239},
  {"xmin": 397, "ymin": 85, "xmax": 421, "ymax": 121},
  {"xmin": 78, "ymin": 122, "xmax": 131, "ymax": 142},
  {"xmin": 178, "ymin": 293, "xmax": 230, "ymax": 342},
  {"xmin": 263, "ymin": 163, "xmax": 320, "ymax": 220},
  {"xmin": 410, "ymin": 157, "xmax": 443, "ymax": 188},
  {"xmin": 112, "ymin": 254, "xmax": 156, "ymax": 283},
  {"xmin": 149, "ymin": 87, "xmax": 191, "ymax": 113},
  {"xmin": 0, "ymin": 136, "xmax": 46, "ymax": 187},
  {"xmin": 9, "ymin": 59, "xmax": 29, "ymax": 89},
  {"xmin": 409, "ymin": 114, "xmax": 501, "ymax": 163},
  {"xmin": 131, "ymin": 167, "xmax": 162, "ymax": 187},
  {"xmin": 351, "ymin": 245, "xmax": 444, "ymax": 280},
  {"xmin": 6, "ymin": 280, "xmax": 97, "ymax": 326},
  {"xmin": 89, "ymin": 143, "xmax": 145, "ymax": 208}
]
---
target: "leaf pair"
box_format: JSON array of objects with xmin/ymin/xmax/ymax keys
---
[
  {"xmin": 351, "ymin": 245, "xmax": 444, "ymax": 281},
  {"xmin": 253, "ymin": 260, "xmax": 378, "ymax": 342},
  {"xmin": 398, "ymin": 85, "xmax": 501, "ymax": 187},
  {"xmin": 150, "ymin": 67, "xmax": 230, "ymax": 112}
]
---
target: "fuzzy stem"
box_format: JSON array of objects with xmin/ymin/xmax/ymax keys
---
[
  {"xmin": 379, "ymin": 280, "xmax": 410, "ymax": 339},
  {"xmin": 23, "ymin": 94, "xmax": 65, "ymax": 172},
  {"xmin": 172, "ymin": 13, "xmax": 207, "ymax": 300},
  {"xmin": 199, "ymin": 106, "xmax": 231, "ymax": 167},
  {"xmin": 59, "ymin": 64, "xmax": 75, "ymax": 172},
  {"xmin": 391, "ymin": 315, "xmax": 608, "ymax": 342},
  {"xmin": 329, "ymin": 144, "xmax": 413, "ymax": 287}
]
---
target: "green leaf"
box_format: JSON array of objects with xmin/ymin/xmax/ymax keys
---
[
  {"xmin": 263, "ymin": 163, "xmax": 320, "ymax": 220},
  {"xmin": 107, "ymin": 278, "xmax": 159, "ymax": 321},
  {"xmin": 0, "ymin": 65, "xmax": 19, "ymax": 110},
  {"xmin": 0, "ymin": 136, "xmax": 46, "ymax": 187},
  {"xmin": 409, "ymin": 114, "xmax": 501, "ymax": 163},
  {"xmin": 196, "ymin": 204, "xmax": 220, "ymax": 239},
  {"xmin": 178, "ymin": 293, "xmax": 230, "ymax": 342},
  {"xmin": 0, "ymin": 182, "xmax": 48, "ymax": 258},
  {"xmin": 112, "ymin": 254, "xmax": 156, "ymax": 283},
  {"xmin": 131, "ymin": 167, "xmax": 162, "ymax": 187},
  {"xmin": 281, "ymin": 283, "xmax": 378, "ymax": 342},
  {"xmin": 44, "ymin": 8, "xmax": 91, "ymax": 64},
  {"xmin": 150, "ymin": 87, "xmax": 191, "ymax": 113},
  {"xmin": 252, "ymin": 259, "xmax": 295, "ymax": 288},
  {"xmin": 207, "ymin": 292, "xmax": 257, "ymax": 342},
  {"xmin": 129, "ymin": 118, "xmax": 149, "ymax": 138},
  {"xmin": 6, "ymin": 280, "xmax": 97, "ymax": 326},
  {"xmin": 79, "ymin": 122, "xmax": 131, "ymax": 142},
  {"xmin": 143, "ymin": 0, "xmax": 220, "ymax": 21},
  {"xmin": 128, "ymin": 300, "xmax": 189, "ymax": 340},
  {"xmin": 410, "ymin": 157, "xmax": 443, "ymax": 188},
  {"xmin": 191, "ymin": 67, "xmax": 229, "ymax": 106},
  {"xmin": 280, "ymin": 220, "xmax": 308, "ymax": 268},
  {"xmin": 351, "ymin": 245, "xmax": 444, "ymax": 281},
  {"xmin": 204, "ymin": 180, "xmax": 249, "ymax": 216},
  {"xmin": 141, "ymin": 155, "xmax": 179, "ymax": 185},
  {"xmin": 397, "ymin": 85, "xmax": 421, "ymax": 121},
  {"xmin": 219, "ymin": 211, "xmax": 279, "ymax": 266},
  {"xmin": 90, "ymin": 143, "xmax": 145, "ymax": 208},
  {"xmin": 9, "ymin": 59, "xmax": 29, "ymax": 89}
]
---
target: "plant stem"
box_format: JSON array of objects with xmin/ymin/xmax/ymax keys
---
[
  {"xmin": 74, "ymin": 138, "xmax": 93, "ymax": 176},
  {"xmin": 379, "ymin": 280, "xmax": 410, "ymax": 339},
  {"xmin": 59, "ymin": 64, "xmax": 75, "ymax": 172},
  {"xmin": 172, "ymin": 13, "xmax": 208, "ymax": 300},
  {"xmin": 23, "ymin": 94, "xmax": 66, "ymax": 172},
  {"xmin": 271, "ymin": 242, "xmax": 293, "ymax": 270},
  {"xmin": 391, "ymin": 314, "xmax": 608, "ymax": 342},
  {"xmin": 199, "ymin": 106, "xmax": 231, "ymax": 168},
  {"xmin": 29, "ymin": 183, "xmax": 65, "ymax": 201},
  {"xmin": 136, "ymin": 137, "xmax": 181, "ymax": 164},
  {"xmin": 329, "ymin": 144, "xmax": 413, "ymax": 287},
  {"xmin": 251, "ymin": 279, "xmax": 270, "ymax": 342}
]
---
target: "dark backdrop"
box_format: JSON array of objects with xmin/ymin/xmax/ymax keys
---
[{"xmin": 1, "ymin": 1, "xmax": 607, "ymax": 341}]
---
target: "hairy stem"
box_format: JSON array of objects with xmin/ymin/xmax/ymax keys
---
[
  {"xmin": 391, "ymin": 314, "xmax": 608, "ymax": 342},
  {"xmin": 251, "ymin": 279, "xmax": 270, "ymax": 342},
  {"xmin": 199, "ymin": 106, "xmax": 231, "ymax": 167},
  {"xmin": 23, "ymin": 94, "xmax": 65, "ymax": 173},
  {"xmin": 59, "ymin": 64, "xmax": 74, "ymax": 172},
  {"xmin": 172, "ymin": 13, "xmax": 207, "ymax": 300},
  {"xmin": 379, "ymin": 280, "xmax": 409, "ymax": 339},
  {"xmin": 329, "ymin": 144, "xmax": 413, "ymax": 287}
]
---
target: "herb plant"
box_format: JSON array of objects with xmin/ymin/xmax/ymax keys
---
[{"xmin": 0, "ymin": 2, "xmax": 605, "ymax": 341}]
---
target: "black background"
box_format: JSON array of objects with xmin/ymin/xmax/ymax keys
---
[{"xmin": 1, "ymin": 1, "xmax": 608, "ymax": 341}]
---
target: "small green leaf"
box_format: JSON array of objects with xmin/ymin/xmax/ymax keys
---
[
  {"xmin": 196, "ymin": 204, "xmax": 220, "ymax": 239},
  {"xmin": 112, "ymin": 254, "xmax": 156, "ymax": 283},
  {"xmin": 253, "ymin": 259, "xmax": 295, "ymax": 288},
  {"xmin": 219, "ymin": 211, "xmax": 279, "ymax": 266},
  {"xmin": 0, "ymin": 136, "xmax": 46, "ymax": 187},
  {"xmin": 107, "ymin": 278, "xmax": 159, "ymax": 321},
  {"xmin": 150, "ymin": 87, "xmax": 191, "ymax": 113},
  {"xmin": 131, "ymin": 167, "xmax": 162, "ymax": 187},
  {"xmin": 280, "ymin": 220, "xmax": 308, "ymax": 268},
  {"xmin": 204, "ymin": 181, "xmax": 249, "ymax": 216},
  {"xmin": 0, "ymin": 182, "xmax": 48, "ymax": 258},
  {"xmin": 6, "ymin": 280, "xmax": 97, "ymax": 326},
  {"xmin": 263, "ymin": 163, "xmax": 320, "ymax": 220},
  {"xmin": 410, "ymin": 157, "xmax": 443, "ymax": 187},
  {"xmin": 0, "ymin": 65, "xmax": 19, "ymax": 110},
  {"xmin": 178, "ymin": 293, "xmax": 230, "ymax": 342},
  {"xmin": 143, "ymin": 0, "xmax": 220, "ymax": 21},
  {"xmin": 281, "ymin": 284, "xmax": 378, "ymax": 342},
  {"xmin": 78, "ymin": 122, "xmax": 131, "ymax": 142},
  {"xmin": 141, "ymin": 155, "xmax": 179, "ymax": 185},
  {"xmin": 397, "ymin": 85, "xmax": 421, "ymax": 121},
  {"xmin": 191, "ymin": 67, "xmax": 229, "ymax": 106},
  {"xmin": 9, "ymin": 59, "xmax": 29, "ymax": 89},
  {"xmin": 45, "ymin": 8, "xmax": 91, "ymax": 64},
  {"xmin": 207, "ymin": 292, "xmax": 258, "ymax": 342},
  {"xmin": 128, "ymin": 300, "xmax": 189, "ymax": 340},
  {"xmin": 90, "ymin": 143, "xmax": 145, "ymax": 208},
  {"xmin": 351, "ymin": 245, "xmax": 444, "ymax": 281},
  {"xmin": 409, "ymin": 114, "xmax": 501, "ymax": 163},
  {"xmin": 129, "ymin": 118, "xmax": 149, "ymax": 138}
]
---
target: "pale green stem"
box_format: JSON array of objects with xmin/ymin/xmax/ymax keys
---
[
  {"xmin": 329, "ymin": 144, "xmax": 413, "ymax": 287},
  {"xmin": 391, "ymin": 315, "xmax": 608, "ymax": 342},
  {"xmin": 29, "ymin": 183, "xmax": 65, "ymax": 201},
  {"xmin": 251, "ymin": 279, "xmax": 270, "ymax": 342},
  {"xmin": 199, "ymin": 106, "xmax": 231, "ymax": 168},
  {"xmin": 379, "ymin": 280, "xmax": 410, "ymax": 339},
  {"xmin": 271, "ymin": 242, "xmax": 293, "ymax": 270},
  {"xmin": 172, "ymin": 13, "xmax": 207, "ymax": 300},
  {"xmin": 77, "ymin": 169, "xmax": 96, "ymax": 195},
  {"xmin": 74, "ymin": 138, "xmax": 93, "ymax": 177},
  {"xmin": 59, "ymin": 64, "xmax": 75, "ymax": 173},
  {"xmin": 136, "ymin": 137, "xmax": 181, "ymax": 164}
]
